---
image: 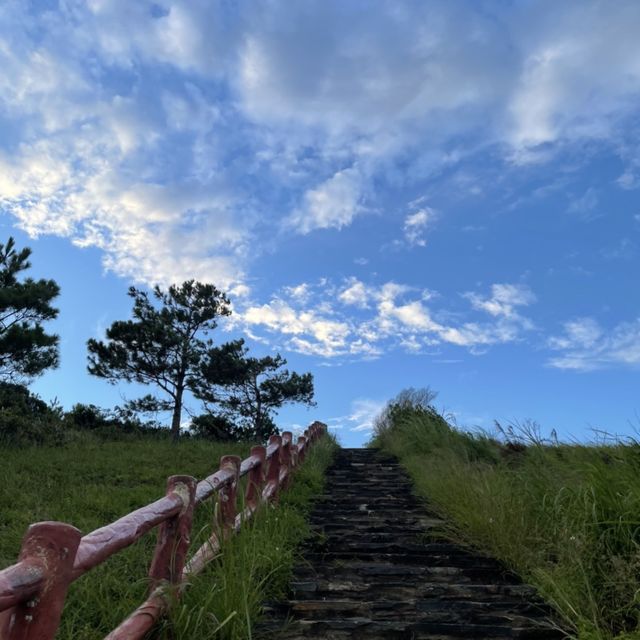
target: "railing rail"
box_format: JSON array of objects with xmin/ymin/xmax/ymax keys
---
[{"xmin": 0, "ymin": 421, "xmax": 327, "ymax": 640}]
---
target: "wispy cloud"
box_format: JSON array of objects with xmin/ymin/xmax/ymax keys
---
[
  {"xmin": 233, "ymin": 278, "xmax": 537, "ymax": 359},
  {"xmin": 568, "ymin": 187, "xmax": 600, "ymax": 220},
  {"xmin": 548, "ymin": 317, "xmax": 640, "ymax": 370},
  {"xmin": 327, "ymin": 398, "xmax": 386, "ymax": 432},
  {"xmin": 465, "ymin": 284, "xmax": 536, "ymax": 320},
  {"xmin": 401, "ymin": 200, "xmax": 437, "ymax": 248}
]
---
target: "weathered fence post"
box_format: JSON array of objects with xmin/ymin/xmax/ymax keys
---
[
  {"xmin": 245, "ymin": 445, "xmax": 266, "ymax": 514},
  {"xmin": 265, "ymin": 435, "xmax": 282, "ymax": 502},
  {"xmin": 280, "ymin": 432, "xmax": 293, "ymax": 489},
  {"xmin": 218, "ymin": 456, "xmax": 241, "ymax": 535},
  {"xmin": 297, "ymin": 435, "xmax": 307, "ymax": 463},
  {"xmin": 148, "ymin": 475, "xmax": 196, "ymax": 591},
  {"xmin": 1, "ymin": 522, "xmax": 81, "ymax": 640}
]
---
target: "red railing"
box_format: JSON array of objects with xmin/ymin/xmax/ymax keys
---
[{"xmin": 0, "ymin": 421, "xmax": 327, "ymax": 640}]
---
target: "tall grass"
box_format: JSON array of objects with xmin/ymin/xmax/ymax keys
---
[
  {"xmin": 372, "ymin": 407, "xmax": 640, "ymax": 640},
  {"xmin": 0, "ymin": 434, "xmax": 337, "ymax": 639}
]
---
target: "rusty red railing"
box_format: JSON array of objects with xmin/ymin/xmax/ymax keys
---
[{"xmin": 0, "ymin": 421, "xmax": 327, "ymax": 640}]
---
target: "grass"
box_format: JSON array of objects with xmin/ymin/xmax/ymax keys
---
[
  {"xmin": 372, "ymin": 406, "xmax": 640, "ymax": 640},
  {"xmin": 0, "ymin": 433, "xmax": 337, "ymax": 639}
]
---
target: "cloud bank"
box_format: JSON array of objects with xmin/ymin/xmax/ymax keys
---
[{"xmin": 1, "ymin": 0, "xmax": 640, "ymax": 289}]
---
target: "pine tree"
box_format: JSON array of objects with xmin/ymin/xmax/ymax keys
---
[
  {"xmin": 87, "ymin": 280, "xmax": 233, "ymax": 441},
  {"xmin": 196, "ymin": 339, "xmax": 315, "ymax": 441},
  {"xmin": 0, "ymin": 237, "xmax": 60, "ymax": 382}
]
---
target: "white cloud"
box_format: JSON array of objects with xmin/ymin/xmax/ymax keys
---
[
  {"xmin": 242, "ymin": 299, "xmax": 352, "ymax": 358},
  {"xmin": 283, "ymin": 283, "xmax": 312, "ymax": 303},
  {"xmin": 403, "ymin": 206, "xmax": 437, "ymax": 247},
  {"xmin": 465, "ymin": 284, "xmax": 536, "ymax": 319},
  {"xmin": 568, "ymin": 187, "xmax": 600, "ymax": 220},
  {"xmin": 235, "ymin": 279, "xmax": 536, "ymax": 359},
  {"xmin": 328, "ymin": 398, "xmax": 386, "ymax": 432},
  {"xmin": 287, "ymin": 167, "xmax": 366, "ymax": 234},
  {"xmin": 548, "ymin": 317, "xmax": 640, "ymax": 371},
  {"xmin": 0, "ymin": 135, "xmax": 247, "ymax": 287},
  {"xmin": 338, "ymin": 278, "xmax": 370, "ymax": 308},
  {"xmin": 617, "ymin": 171, "xmax": 640, "ymax": 190},
  {"xmin": 0, "ymin": 2, "xmax": 253, "ymax": 288}
]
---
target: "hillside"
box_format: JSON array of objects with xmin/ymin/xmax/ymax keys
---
[{"xmin": 372, "ymin": 400, "xmax": 640, "ymax": 640}]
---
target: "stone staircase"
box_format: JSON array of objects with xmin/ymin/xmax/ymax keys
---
[{"xmin": 259, "ymin": 448, "xmax": 565, "ymax": 639}]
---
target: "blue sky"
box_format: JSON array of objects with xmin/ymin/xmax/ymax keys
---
[{"xmin": 1, "ymin": 0, "xmax": 640, "ymax": 447}]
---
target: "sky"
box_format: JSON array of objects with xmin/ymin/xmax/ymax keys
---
[{"xmin": 1, "ymin": 0, "xmax": 640, "ymax": 447}]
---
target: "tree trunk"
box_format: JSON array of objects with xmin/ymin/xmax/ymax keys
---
[
  {"xmin": 254, "ymin": 381, "xmax": 262, "ymax": 441},
  {"xmin": 171, "ymin": 387, "xmax": 183, "ymax": 442}
]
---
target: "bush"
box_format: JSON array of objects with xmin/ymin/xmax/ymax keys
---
[
  {"xmin": 372, "ymin": 386, "xmax": 438, "ymax": 438},
  {"xmin": 65, "ymin": 403, "xmax": 111, "ymax": 430},
  {"xmin": 190, "ymin": 413, "xmax": 238, "ymax": 441},
  {"xmin": 0, "ymin": 382, "xmax": 67, "ymax": 446},
  {"xmin": 65, "ymin": 402, "xmax": 170, "ymax": 441}
]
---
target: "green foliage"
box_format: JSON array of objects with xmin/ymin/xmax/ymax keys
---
[
  {"xmin": 87, "ymin": 281, "xmax": 235, "ymax": 440},
  {"xmin": 0, "ymin": 383, "xmax": 170, "ymax": 446},
  {"xmin": 197, "ymin": 339, "xmax": 316, "ymax": 441},
  {"xmin": 189, "ymin": 412, "xmax": 238, "ymax": 441},
  {"xmin": 64, "ymin": 402, "xmax": 165, "ymax": 439},
  {"xmin": 65, "ymin": 403, "xmax": 110, "ymax": 430},
  {"xmin": 0, "ymin": 381, "xmax": 67, "ymax": 446},
  {"xmin": 0, "ymin": 236, "xmax": 60, "ymax": 382},
  {"xmin": 373, "ymin": 391, "xmax": 640, "ymax": 640}
]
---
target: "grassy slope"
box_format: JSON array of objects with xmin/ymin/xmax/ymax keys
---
[
  {"xmin": 0, "ymin": 435, "xmax": 337, "ymax": 639},
  {"xmin": 372, "ymin": 409, "xmax": 640, "ymax": 640}
]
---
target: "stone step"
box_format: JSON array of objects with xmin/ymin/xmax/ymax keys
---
[
  {"xmin": 261, "ymin": 617, "xmax": 564, "ymax": 639},
  {"xmin": 289, "ymin": 580, "xmax": 542, "ymax": 602},
  {"xmin": 298, "ymin": 540, "xmax": 491, "ymax": 558},
  {"xmin": 309, "ymin": 507, "xmax": 427, "ymax": 518},
  {"xmin": 293, "ymin": 562, "xmax": 520, "ymax": 584},
  {"xmin": 268, "ymin": 599, "xmax": 556, "ymax": 626},
  {"xmin": 314, "ymin": 484, "xmax": 416, "ymax": 493},
  {"xmin": 297, "ymin": 551, "xmax": 506, "ymax": 569},
  {"xmin": 309, "ymin": 513, "xmax": 446, "ymax": 527},
  {"xmin": 304, "ymin": 534, "xmax": 452, "ymax": 546}
]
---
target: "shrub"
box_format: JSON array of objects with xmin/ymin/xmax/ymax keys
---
[
  {"xmin": 190, "ymin": 413, "xmax": 238, "ymax": 441},
  {"xmin": 0, "ymin": 382, "xmax": 67, "ymax": 446}
]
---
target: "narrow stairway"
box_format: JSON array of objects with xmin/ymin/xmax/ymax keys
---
[{"xmin": 260, "ymin": 448, "xmax": 565, "ymax": 639}]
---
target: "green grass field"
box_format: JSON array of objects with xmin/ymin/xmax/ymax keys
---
[
  {"xmin": 0, "ymin": 435, "xmax": 337, "ymax": 639},
  {"xmin": 372, "ymin": 405, "xmax": 640, "ymax": 640}
]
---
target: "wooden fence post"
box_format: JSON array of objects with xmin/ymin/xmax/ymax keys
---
[
  {"xmin": 265, "ymin": 435, "xmax": 281, "ymax": 502},
  {"xmin": 245, "ymin": 446, "xmax": 266, "ymax": 514},
  {"xmin": 297, "ymin": 435, "xmax": 307, "ymax": 463},
  {"xmin": 218, "ymin": 456, "xmax": 241, "ymax": 535},
  {"xmin": 1, "ymin": 522, "xmax": 81, "ymax": 640},
  {"xmin": 148, "ymin": 475, "xmax": 196, "ymax": 591},
  {"xmin": 280, "ymin": 432, "xmax": 293, "ymax": 489}
]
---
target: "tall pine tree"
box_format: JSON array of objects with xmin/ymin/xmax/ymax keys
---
[
  {"xmin": 196, "ymin": 339, "xmax": 315, "ymax": 441},
  {"xmin": 0, "ymin": 237, "xmax": 60, "ymax": 382},
  {"xmin": 87, "ymin": 280, "xmax": 233, "ymax": 441}
]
